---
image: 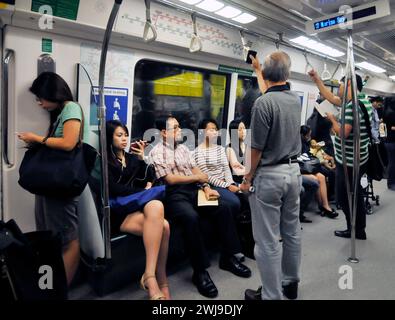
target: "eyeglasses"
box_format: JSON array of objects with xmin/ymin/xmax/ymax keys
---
[{"xmin": 167, "ymin": 124, "xmax": 181, "ymax": 131}]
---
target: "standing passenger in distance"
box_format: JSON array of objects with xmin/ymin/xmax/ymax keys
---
[
  {"xmin": 106, "ymin": 120, "xmax": 170, "ymax": 300},
  {"xmin": 242, "ymin": 51, "xmax": 302, "ymax": 300},
  {"xmin": 17, "ymin": 72, "xmax": 85, "ymax": 286},
  {"xmin": 149, "ymin": 116, "xmax": 251, "ymax": 298},
  {"xmin": 308, "ymin": 70, "xmax": 372, "ymax": 240},
  {"xmin": 383, "ymin": 99, "xmax": 395, "ymax": 191},
  {"xmin": 226, "ymin": 119, "xmax": 247, "ymax": 182},
  {"xmin": 370, "ymin": 96, "xmax": 384, "ymax": 143}
]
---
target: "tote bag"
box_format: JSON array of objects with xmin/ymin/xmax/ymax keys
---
[
  {"xmin": 360, "ymin": 101, "xmax": 386, "ymax": 181},
  {"xmin": 18, "ymin": 105, "xmax": 97, "ymax": 197}
]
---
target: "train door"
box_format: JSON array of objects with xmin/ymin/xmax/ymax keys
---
[{"xmin": 1, "ymin": 26, "xmax": 81, "ymax": 232}]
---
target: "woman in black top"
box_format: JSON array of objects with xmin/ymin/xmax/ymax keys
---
[
  {"xmin": 106, "ymin": 120, "xmax": 170, "ymax": 300},
  {"xmin": 226, "ymin": 119, "xmax": 247, "ymax": 184},
  {"xmin": 383, "ymin": 99, "xmax": 395, "ymax": 190}
]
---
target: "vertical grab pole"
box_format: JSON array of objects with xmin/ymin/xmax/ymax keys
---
[
  {"xmin": 347, "ymin": 29, "xmax": 361, "ymax": 263},
  {"xmin": 98, "ymin": 0, "xmax": 123, "ymax": 260}
]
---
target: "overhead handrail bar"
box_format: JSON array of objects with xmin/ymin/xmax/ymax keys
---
[
  {"xmin": 143, "ymin": 0, "xmax": 157, "ymax": 43},
  {"xmin": 98, "ymin": 0, "xmax": 123, "ymax": 260},
  {"xmin": 189, "ymin": 13, "xmax": 202, "ymax": 53},
  {"xmin": 2, "ymin": 49, "xmax": 15, "ymax": 168}
]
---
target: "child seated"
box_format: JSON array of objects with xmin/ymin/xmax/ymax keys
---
[{"xmin": 310, "ymin": 139, "xmax": 336, "ymax": 170}]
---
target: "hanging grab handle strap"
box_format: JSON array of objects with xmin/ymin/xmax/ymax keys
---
[
  {"xmin": 143, "ymin": 0, "xmax": 157, "ymax": 43},
  {"xmin": 331, "ymin": 62, "xmax": 341, "ymax": 79},
  {"xmin": 189, "ymin": 13, "xmax": 202, "ymax": 53},
  {"xmin": 240, "ymin": 30, "xmax": 250, "ymax": 61},
  {"xmin": 304, "ymin": 51, "xmax": 314, "ymax": 74},
  {"xmin": 321, "ymin": 61, "xmax": 332, "ymax": 81}
]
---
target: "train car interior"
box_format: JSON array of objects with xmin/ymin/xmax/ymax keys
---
[{"xmin": 1, "ymin": 0, "xmax": 395, "ymax": 300}]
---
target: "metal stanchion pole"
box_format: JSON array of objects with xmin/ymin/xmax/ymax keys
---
[
  {"xmin": 98, "ymin": 0, "xmax": 123, "ymax": 260},
  {"xmin": 347, "ymin": 29, "xmax": 361, "ymax": 264}
]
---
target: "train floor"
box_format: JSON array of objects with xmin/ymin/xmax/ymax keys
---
[{"xmin": 70, "ymin": 179, "xmax": 395, "ymax": 300}]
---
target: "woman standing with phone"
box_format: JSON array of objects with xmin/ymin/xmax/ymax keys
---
[{"xmin": 17, "ymin": 72, "xmax": 85, "ymax": 286}]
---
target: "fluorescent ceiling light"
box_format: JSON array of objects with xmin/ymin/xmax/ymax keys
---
[
  {"xmin": 232, "ymin": 12, "xmax": 256, "ymax": 24},
  {"xmin": 178, "ymin": 0, "xmax": 203, "ymax": 4},
  {"xmin": 356, "ymin": 62, "xmax": 386, "ymax": 73},
  {"xmin": 290, "ymin": 36, "xmax": 345, "ymax": 58},
  {"xmin": 215, "ymin": 6, "xmax": 241, "ymax": 18},
  {"xmin": 196, "ymin": 0, "xmax": 224, "ymax": 12}
]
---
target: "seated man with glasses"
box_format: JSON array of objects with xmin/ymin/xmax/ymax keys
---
[{"xmin": 149, "ymin": 116, "xmax": 251, "ymax": 298}]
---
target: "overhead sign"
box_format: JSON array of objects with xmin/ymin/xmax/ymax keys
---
[
  {"xmin": 31, "ymin": 0, "xmax": 80, "ymax": 21},
  {"xmin": 306, "ymin": 0, "xmax": 390, "ymax": 34},
  {"xmin": 218, "ymin": 65, "xmax": 253, "ymax": 76},
  {"xmin": 91, "ymin": 87, "xmax": 129, "ymax": 125}
]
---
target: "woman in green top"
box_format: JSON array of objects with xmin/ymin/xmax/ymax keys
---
[{"xmin": 17, "ymin": 72, "xmax": 83, "ymax": 286}]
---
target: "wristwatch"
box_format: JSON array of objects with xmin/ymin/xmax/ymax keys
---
[{"xmin": 241, "ymin": 177, "xmax": 251, "ymax": 185}]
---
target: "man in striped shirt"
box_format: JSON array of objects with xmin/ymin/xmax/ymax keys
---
[
  {"xmin": 309, "ymin": 71, "xmax": 372, "ymax": 240},
  {"xmin": 149, "ymin": 116, "xmax": 251, "ymax": 298}
]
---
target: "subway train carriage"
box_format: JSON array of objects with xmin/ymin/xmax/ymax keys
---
[{"xmin": 1, "ymin": 0, "xmax": 395, "ymax": 302}]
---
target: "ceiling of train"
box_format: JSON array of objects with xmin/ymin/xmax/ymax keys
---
[{"xmin": 212, "ymin": 0, "xmax": 395, "ymax": 75}]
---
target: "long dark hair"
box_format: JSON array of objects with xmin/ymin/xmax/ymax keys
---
[
  {"xmin": 106, "ymin": 120, "xmax": 129, "ymax": 167},
  {"xmin": 30, "ymin": 72, "xmax": 74, "ymax": 133},
  {"xmin": 228, "ymin": 119, "xmax": 244, "ymax": 158}
]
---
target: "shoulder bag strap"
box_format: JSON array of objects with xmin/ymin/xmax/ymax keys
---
[
  {"xmin": 359, "ymin": 100, "xmax": 373, "ymax": 143},
  {"xmin": 76, "ymin": 103, "xmax": 85, "ymax": 146},
  {"xmin": 47, "ymin": 103, "xmax": 84, "ymax": 142}
]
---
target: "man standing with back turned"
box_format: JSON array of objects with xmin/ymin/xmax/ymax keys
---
[{"xmin": 242, "ymin": 51, "xmax": 302, "ymax": 300}]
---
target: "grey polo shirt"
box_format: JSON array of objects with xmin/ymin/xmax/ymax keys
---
[{"xmin": 250, "ymin": 85, "xmax": 302, "ymax": 166}]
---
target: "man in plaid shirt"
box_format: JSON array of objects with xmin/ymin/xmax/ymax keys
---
[{"xmin": 149, "ymin": 116, "xmax": 251, "ymax": 298}]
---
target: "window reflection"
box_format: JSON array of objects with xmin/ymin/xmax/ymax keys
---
[
  {"xmin": 235, "ymin": 76, "xmax": 260, "ymax": 128},
  {"xmin": 132, "ymin": 60, "xmax": 230, "ymax": 143}
]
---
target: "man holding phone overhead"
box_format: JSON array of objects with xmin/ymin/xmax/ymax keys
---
[{"xmin": 242, "ymin": 51, "xmax": 302, "ymax": 300}]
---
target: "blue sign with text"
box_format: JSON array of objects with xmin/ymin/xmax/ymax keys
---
[{"xmin": 90, "ymin": 87, "xmax": 128, "ymax": 125}]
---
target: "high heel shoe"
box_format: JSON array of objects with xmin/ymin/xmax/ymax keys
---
[
  {"xmin": 319, "ymin": 206, "xmax": 338, "ymax": 219},
  {"xmin": 140, "ymin": 274, "xmax": 165, "ymax": 300}
]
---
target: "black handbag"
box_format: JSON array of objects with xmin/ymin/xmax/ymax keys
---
[
  {"xmin": 0, "ymin": 219, "xmax": 68, "ymax": 300},
  {"xmin": 18, "ymin": 105, "xmax": 97, "ymax": 198},
  {"xmin": 360, "ymin": 101, "xmax": 386, "ymax": 181},
  {"xmin": 298, "ymin": 156, "xmax": 321, "ymax": 175}
]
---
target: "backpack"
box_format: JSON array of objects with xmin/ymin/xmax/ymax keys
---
[{"xmin": 0, "ymin": 220, "xmax": 68, "ymax": 300}]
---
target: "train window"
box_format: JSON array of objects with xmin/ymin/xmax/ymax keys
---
[
  {"xmin": 132, "ymin": 60, "xmax": 231, "ymax": 141},
  {"xmin": 235, "ymin": 75, "xmax": 260, "ymax": 128}
]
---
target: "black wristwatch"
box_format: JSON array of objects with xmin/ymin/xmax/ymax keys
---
[{"xmin": 201, "ymin": 183, "xmax": 210, "ymax": 189}]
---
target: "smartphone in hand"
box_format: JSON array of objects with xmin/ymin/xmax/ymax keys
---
[
  {"xmin": 130, "ymin": 140, "xmax": 148, "ymax": 150},
  {"xmin": 246, "ymin": 50, "xmax": 257, "ymax": 64}
]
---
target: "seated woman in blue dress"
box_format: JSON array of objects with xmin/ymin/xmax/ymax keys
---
[{"xmin": 106, "ymin": 120, "xmax": 170, "ymax": 300}]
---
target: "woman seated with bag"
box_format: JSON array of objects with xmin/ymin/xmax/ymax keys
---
[
  {"xmin": 17, "ymin": 72, "xmax": 85, "ymax": 286},
  {"xmin": 300, "ymin": 125, "xmax": 338, "ymax": 219},
  {"xmin": 106, "ymin": 120, "xmax": 170, "ymax": 300},
  {"xmin": 194, "ymin": 119, "xmax": 240, "ymax": 212}
]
